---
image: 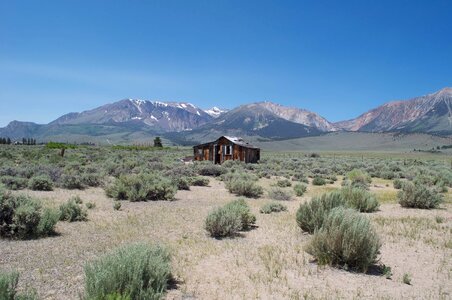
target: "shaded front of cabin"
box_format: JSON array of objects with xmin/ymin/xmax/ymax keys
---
[{"xmin": 193, "ymin": 136, "xmax": 260, "ymax": 164}]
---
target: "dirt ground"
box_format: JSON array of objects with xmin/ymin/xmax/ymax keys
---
[{"xmin": 0, "ymin": 177, "xmax": 451, "ymax": 300}]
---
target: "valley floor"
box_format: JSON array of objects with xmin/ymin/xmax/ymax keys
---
[{"xmin": 1, "ymin": 177, "xmax": 451, "ymax": 300}]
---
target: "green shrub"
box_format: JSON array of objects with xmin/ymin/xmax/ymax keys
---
[
  {"xmin": 268, "ymin": 187, "xmax": 292, "ymax": 201},
  {"xmin": 296, "ymin": 190, "xmax": 345, "ymax": 234},
  {"xmin": 397, "ymin": 182, "xmax": 443, "ymax": 209},
  {"xmin": 106, "ymin": 173, "xmax": 177, "ymax": 201},
  {"xmin": 312, "ymin": 177, "xmax": 326, "ymax": 186},
  {"xmin": 306, "ymin": 207, "xmax": 381, "ymax": 272},
  {"xmin": 197, "ymin": 163, "xmax": 226, "ymax": 177},
  {"xmin": 293, "ymin": 183, "xmax": 307, "ymax": 196},
  {"xmin": 276, "ymin": 178, "xmax": 292, "ymax": 187},
  {"xmin": 37, "ymin": 208, "xmax": 60, "ymax": 235},
  {"xmin": 113, "ymin": 201, "xmax": 121, "ymax": 211},
  {"xmin": 28, "ymin": 175, "xmax": 54, "ymax": 191},
  {"xmin": 73, "ymin": 195, "xmax": 83, "ymax": 204},
  {"xmin": 402, "ymin": 273, "xmax": 411, "ymax": 285},
  {"xmin": 86, "ymin": 202, "xmax": 96, "ymax": 209},
  {"xmin": 59, "ymin": 197, "xmax": 88, "ymax": 222},
  {"xmin": 260, "ymin": 202, "xmax": 287, "ymax": 214},
  {"xmin": 340, "ymin": 187, "xmax": 380, "ymax": 213},
  {"xmin": 84, "ymin": 243, "xmax": 171, "ymax": 300},
  {"xmin": 292, "ymin": 172, "xmax": 309, "ymax": 183},
  {"xmin": 224, "ymin": 173, "xmax": 263, "ymax": 198},
  {"xmin": 81, "ymin": 173, "xmax": 103, "ymax": 187},
  {"xmin": 205, "ymin": 198, "xmax": 256, "ymax": 237},
  {"xmin": 60, "ymin": 174, "xmax": 84, "ymax": 190},
  {"xmin": 0, "ymin": 270, "xmax": 19, "ymax": 300},
  {"xmin": 0, "ymin": 270, "xmax": 37, "ymax": 300},
  {"xmin": 346, "ymin": 169, "xmax": 372, "ymax": 189},
  {"xmin": 224, "ymin": 198, "xmax": 256, "ymax": 230},
  {"xmin": 172, "ymin": 177, "xmax": 190, "ymax": 190},
  {"xmin": 0, "ymin": 176, "xmax": 28, "ymax": 190},
  {"xmin": 0, "ymin": 189, "xmax": 57, "ymax": 239},
  {"xmin": 205, "ymin": 206, "xmax": 242, "ymax": 238},
  {"xmin": 393, "ymin": 178, "xmax": 403, "ymax": 189},
  {"xmin": 188, "ymin": 176, "xmax": 210, "ymax": 186}
]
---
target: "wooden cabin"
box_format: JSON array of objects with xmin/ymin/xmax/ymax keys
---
[{"xmin": 193, "ymin": 136, "xmax": 260, "ymax": 164}]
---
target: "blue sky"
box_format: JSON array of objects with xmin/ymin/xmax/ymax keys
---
[{"xmin": 1, "ymin": 0, "xmax": 451, "ymax": 126}]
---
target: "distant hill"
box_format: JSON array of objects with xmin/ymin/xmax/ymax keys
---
[{"xmin": 257, "ymin": 132, "xmax": 452, "ymax": 152}]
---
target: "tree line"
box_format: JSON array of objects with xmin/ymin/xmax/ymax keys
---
[{"xmin": 0, "ymin": 137, "xmax": 37, "ymax": 145}]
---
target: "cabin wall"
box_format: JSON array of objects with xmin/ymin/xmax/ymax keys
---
[{"xmin": 193, "ymin": 137, "xmax": 260, "ymax": 164}]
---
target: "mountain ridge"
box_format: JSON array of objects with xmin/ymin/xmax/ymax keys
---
[{"xmin": 1, "ymin": 87, "xmax": 451, "ymax": 144}]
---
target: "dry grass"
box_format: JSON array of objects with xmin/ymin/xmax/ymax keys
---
[{"xmin": 0, "ymin": 177, "xmax": 451, "ymax": 299}]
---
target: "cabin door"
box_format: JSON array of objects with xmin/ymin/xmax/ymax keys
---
[{"xmin": 214, "ymin": 144, "xmax": 221, "ymax": 164}]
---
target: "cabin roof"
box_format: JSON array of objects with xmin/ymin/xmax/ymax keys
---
[{"xmin": 193, "ymin": 136, "xmax": 259, "ymax": 149}]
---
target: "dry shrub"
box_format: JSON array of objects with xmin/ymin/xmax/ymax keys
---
[{"xmin": 306, "ymin": 207, "xmax": 381, "ymax": 272}]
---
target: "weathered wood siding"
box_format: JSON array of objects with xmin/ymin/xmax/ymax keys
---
[{"xmin": 193, "ymin": 137, "xmax": 259, "ymax": 164}]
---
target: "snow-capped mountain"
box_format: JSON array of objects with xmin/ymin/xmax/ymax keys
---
[
  {"xmin": 204, "ymin": 107, "xmax": 228, "ymax": 118},
  {"xmin": 50, "ymin": 99, "xmax": 213, "ymax": 132}
]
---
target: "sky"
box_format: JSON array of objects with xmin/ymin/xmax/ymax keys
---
[{"xmin": 1, "ymin": 0, "xmax": 451, "ymax": 126}]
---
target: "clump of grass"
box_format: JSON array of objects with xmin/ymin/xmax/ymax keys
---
[
  {"xmin": 0, "ymin": 270, "xmax": 37, "ymax": 299},
  {"xmin": 85, "ymin": 202, "xmax": 96, "ymax": 209},
  {"xmin": 0, "ymin": 176, "xmax": 28, "ymax": 190},
  {"xmin": 393, "ymin": 178, "xmax": 403, "ymax": 189},
  {"xmin": 381, "ymin": 265, "xmax": 392, "ymax": 279},
  {"xmin": 346, "ymin": 169, "xmax": 372, "ymax": 189},
  {"xmin": 402, "ymin": 273, "xmax": 411, "ymax": 285},
  {"xmin": 205, "ymin": 199, "xmax": 256, "ymax": 237},
  {"xmin": 296, "ymin": 190, "xmax": 346, "ymax": 233},
  {"xmin": 59, "ymin": 196, "xmax": 88, "ymax": 222},
  {"xmin": 172, "ymin": 177, "xmax": 190, "ymax": 190},
  {"xmin": 84, "ymin": 243, "xmax": 171, "ymax": 300},
  {"xmin": 106, "ymin": 173, "xmax": 177, "ymax": 201},
  {"xmin": 60, "ymin": 174, "xmax": 84, "ymax": 190},
  {"xmin": 196, "ymin": 163, "xmax": 226, "ymax": 177},
  {"xmin": 188, "ymin": 176, "xmax": 210, "ymax": 187},
  {"xmin": 293, "ymin": 183, "xmax": 307, "ymax": 196},
  {"xmin": 398, "ymin": 182, "xmax": 443, "ymax": 209},
  {"xmin": 28, "ymin": 175, "xmax": 53, "ymax": 191},
  {"xmin": 340, "ymin": 186, "xmax": 380, "ymax": 212},
  {"xmin": 312, "ymin": 177, "xmax": 326, "ymax": 186},
  {"xmin": 0, "ymin": 188, "xmax": 58, "ymax": 239},
  {"xmin": 224, "ymin": 198, "xmax": 256, "ymax": 230},
  {"xmin": 435, "ymin": 215, "xmax": 444, "ymax": 224},
  {"xmin": 276, "ymin": 178, "xmax": 292, "ymax": 187},
  {"xmin": 113, "ymin": 201, "xmax": 121, "ymax": 211},
  {"xmin": 306, "ymin": 207, "xmax": 381, "ymax": 272},
  {"xmin": 260, "ymin": 202, "xmax": 287, "ymax": 214},
  {"xmin": 268, "ymin": 187, "xmax": 292, "ymax": 201},
  {"xmin": 224, "ymin": 173, "xmax": 263, "ymax": 198}
]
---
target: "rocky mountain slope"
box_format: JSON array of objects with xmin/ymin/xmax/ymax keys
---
[
  {"xmin": 335, "ymin": 87, "xmax": 452, "ymax": 134},
  {"xmin": 174, "ymin": 102, "xmax": 326, "ymax": 142},
  {"xmin": 50, "ymin": 99, "xmax": 213, "ymax": 132},
  {"xmin": 1, "ymin": 87, "xmax": 451, "ymax": 144}
]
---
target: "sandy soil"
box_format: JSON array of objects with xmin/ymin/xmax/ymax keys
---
[{"xmin": 0, "ymin": 177, "xmax": 451, "ymax": 299}]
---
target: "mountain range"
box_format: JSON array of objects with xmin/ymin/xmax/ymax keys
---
[{"xmin": 0, "ymin": 87, "xmax": 451, "ymax": 145}]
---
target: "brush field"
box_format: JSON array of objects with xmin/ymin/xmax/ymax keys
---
[{"xmin": 0, "ymin": 145, "xmax": 451, "ymax": 299}]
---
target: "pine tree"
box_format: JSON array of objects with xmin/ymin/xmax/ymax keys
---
[
  {"xmin": 6, "ymin": 137, "xmax": 11, "ymax": 144},
  {"xmin": 153, "ymin": 137, "xmax": 163, "ymax": 148}
]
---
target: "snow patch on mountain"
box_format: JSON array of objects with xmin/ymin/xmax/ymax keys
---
[{"xmin": 205, "ymin": 106, "xmax": 228, "ymax": 118}]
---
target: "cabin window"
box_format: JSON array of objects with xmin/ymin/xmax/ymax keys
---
[
  {"xmin": 225, "ymin": 145, "xmax": 233, "ymax": 155},
  {"xmin": 197, "ymin": 148, "xmax": 202, "ymax": 155}
]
